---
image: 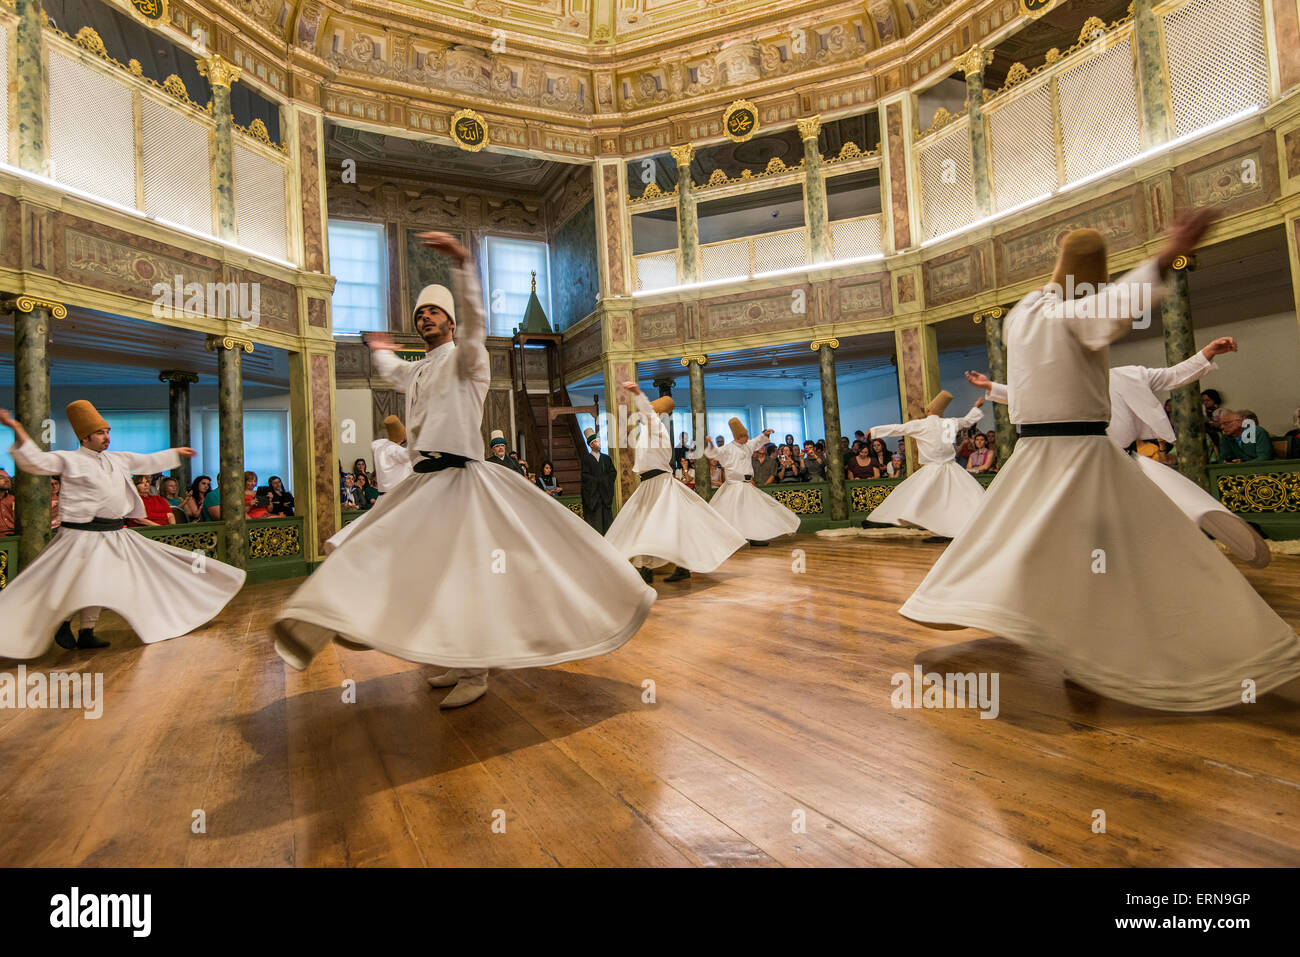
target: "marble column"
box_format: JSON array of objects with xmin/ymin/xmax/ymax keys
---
[
  {"xmin": 207, "ymin": 335, "xmax": 249, "ymax": 568},
  {"xmin": 1132, "ymin": 0, "xmax": 1172, "ymax": 148},
  {"xmin": 957, "ymin": 47, "xmax": 994, "ymax": 217},
  {"xmin": 603, "ymin": 358, "xmax": 638, "ymax": 510},
  {"xmin": 199, "ymin": 55, "xmax": 243, "ymax": 242},
  {"xmin": 595, "ymin": 160, "xmax": 631, "ymax": 298},
  {"xmin": 683, "ymin": 356, "xmax": 710, "ymax": 500},
  {"xmin": 813, "ymin": 340, "xmax": 848, "ymax": 522},
  {"xmin": 977, "ymin": 307, "xmax": 1016, "ymax": 466},
  {"xmin": 670, "ymin": 144, "xmax": 699, "ymax": 284},
  {"xmin": 6, "ymin": 297, "xmax": 60, "ymax": 568},
  {"xmin": 878, "ymin": 93, "xmax": 918, "ymax": 253},
  {"xmin": 893, "ymin": 324, "xmax": 940, "ymax": 473},
  {"xmin": 290, "ymin": 349, "xmax": 338, "ymax": 564},
  {"xmin": 1161, "ymin": 257, "xmax": 1210, "ymax": 491},
  {"xmin": 14, "ymin": 0, "xmax": 47, "ymax": 175},
  {"xmin": 160, "ymin": 370, "xmax": 198, "ymax": 492},
  {"xmin": 798, "ymin": 116, "xmax": 830, "ymax": 263}
]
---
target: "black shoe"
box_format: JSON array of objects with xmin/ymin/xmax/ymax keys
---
[
  {"xmin": 664, "ymin": 567, "xmax": 691, "ymax": 582},
  {"xmin": 54, "ymin": 621, "xmax": 76, "ymax": 650},
  {"xmin": 639, "ymin": 566, "xmax": 654, "ymax": 584},
  {"xmin": 922, "ymin": 536, "xmax": 951, "ymax": 544},
  {"xmin": 748, "ymin": 539, "xmax": 770, "ymax": 547},
  {"xmin": 76, "ymin": 629, "xmax": 109, "ymax": 650}
]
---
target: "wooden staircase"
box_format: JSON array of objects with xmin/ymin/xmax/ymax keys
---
[{"xmin": 508, "ymin": 332, "xmax": 595, "ymax": 486}]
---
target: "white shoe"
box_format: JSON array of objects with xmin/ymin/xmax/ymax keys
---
[
  {"xmin": 439, "ymin": 678, "xmax": 488, "ymax": 709},
  {"xmin": 427, "ymin": 669, "xmax": 463, "ymax": 689}
]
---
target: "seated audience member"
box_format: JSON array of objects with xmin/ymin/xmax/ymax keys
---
[
  {"xmin": 187, "ymin": 476, "xmax": 212, "ymax": 522},
  {"xmin": 50, "ymin": 476, "xmax": 61, "ymax": 529},
  {"xmin": 130, "ymin": 474, "xmax": 177, "ymax": 526},
  {"xmin": 268, "ymin": 476, "xmax": 295, "ymax": 516},
  {"xmin": 243, "ymin": 470, "xmax": 263, "ymax": 514},
  {"xmin": 203, "ymin": 480, "xmax": 223, "ymax": 520},
  {"xmin": 1202, "ymin": 389, "xmax": 1224, "ymax": 441},
  {"xmin": 965, "ymin": 433, "xmax": 995, "ymax": 474},
  {"xmin": 340, "ymin": 473, "xmax": 362, "ymax": 510},
  {"xmin": 0, "ymin": 470, "xmax": 14, "ymax": 535},
  {"xmin": 536, "ymin": 460, "xmax": 563, "ymax": 496},
  {"xmin": 752, "ymin": 443, "xmax": 778, "ymax": 486},
  {"xmin": 802, "ymin": 441, "xmax": 826, "ymax": 481},
  {"xmin": 985, "ymin": 431, "xmax": 999, "ymax": 470},
  {"xmin": 1219, "ymin": 409, "xmax": 1274, "ymax": 463},
  {"xmin": 887, "ymin": 453, "xmax": 905, "ymax": 477},
  {"xmin": 160, "ymin": 476, "xmax": 187, "ymax": 523},
  {"xmin": 355, "ymin": 471, "xmax": 380, "ymax": 507},
  {"xmin": 846, "ymin": 442, "xmax": 881, "ymax": 480},
  {"xmin": 838, "ymin": 436, "xmax": 851, "ymax": 458},
  {"xmin": 774, "ymin": 446, "xmax": 805, "ymax": 483},
  {"xmin": 351, "ymin": 458, "xmax": 370, "ymax": 487},
  {"xmin": 247, "ymin": 486, "xmax": 272, "ymax": 519},
  {"xmin": 674, "ymin": 432, "xmax": 691, "ymax": 474},
  {"xmin": 867, "ymin": 437, "xmax": 890, "ymax": 475},
  {"xmin": 517, "ymin": 459, "xmax": 531, "ymax": 482}
]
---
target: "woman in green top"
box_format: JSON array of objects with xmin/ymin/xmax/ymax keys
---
[{"xmin": 356, "ymin": 471, "xmax": 381, "ymax": 508}]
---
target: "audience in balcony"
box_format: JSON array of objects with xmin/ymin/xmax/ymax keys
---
[
  {"xmin": 965, "ymin": 433, "xmax": 995, "ymax": 475},
  {"xmin": 340, "ymin": 472, "xmax": 362, "ymax": 510},
  {"xmin": 536, "ymin": 460, "xmax": 563, "ymax": 496},
  {"xmin": 130, "ymin": 474, "xmax": 177, "ymax": 526},
  {"xmin": 268, "ymin": 476, "xmax": 295, "ymax": 516},
  {"xmin": 752, "ymin": 443, "xmax": 778, "ymax": 486},
  {"xmin": 846, "ymin": 442, "xmax": 882, "ymax": 480},
  {"xmin": 866, "ymin": 437, "xmax": 891, "ymax": 475},
  {"xmin": 1219, "ymin": 409, "xmax": 1274, "ymax": 463},
  {"xmin": 774, "ymin": 446, "xmax": 805, "ymax": 483}
]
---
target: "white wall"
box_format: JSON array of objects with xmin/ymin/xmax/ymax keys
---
[
  {"xmin": 1108, "ymin": 311, "xmax": 1300, "ymax": 436},
  {"xmin": 805, "ymin": 366, "xmax": 902, "ymax": 441},
  {"xmin": 336, "ymin": 388, "xmax": 375, "ymax": 475}
]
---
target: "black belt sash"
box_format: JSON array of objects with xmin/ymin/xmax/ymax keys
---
[
  {"xmin": 637, "ymin": 468, "xmax": 668, "ymax": 481},
  {"xmin": 743, "ymin": 475, "xmax": 754, "ymax": 481},
  {"xmin": 1017, "ymin": 421, "xmax": 1108, "ymax": 437},
  {"xmin": 63, "ymin": 517, "xmax": 126, "ymax": 532},
  {"xmin": 413, "ymin": 451, "xmax": 471, "ymax": 473}
]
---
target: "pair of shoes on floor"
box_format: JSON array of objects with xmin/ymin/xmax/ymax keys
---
[
  {"xmin": 748, "ymin": 539, "xmax": 770, "ymax": 547},
  {"xmin": 639, "ymin": 566, "xmax": 654, "ymax": 585},
  {"xmin": 663, "ymin": 566, "xmax": 691, "ymax": 582},
  {"xmin": 55, "ymin": 622, "xmax": 108, "ymax": 650},
  {"xmin": 427, "ymin": 669, "xmax": 488, "ymax": 709}
]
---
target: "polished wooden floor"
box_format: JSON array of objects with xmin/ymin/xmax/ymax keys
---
[{"xmin": 2, "ymin": 534, "xmax": 1299, "ymax": 867}]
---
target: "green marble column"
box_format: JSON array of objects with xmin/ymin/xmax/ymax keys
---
[
  {"xmin": 978, "ymin": 307, "xmax": 1016, "ymax": 467},
  {"xmin": 199, "ymin": 55, "xmax": 243, "ymax": 242},
  {"xmin": 670, "ymin": 145, "xmax": 699, "ymax": 284},
  {"xmin": 208, "ymin": 336, "xmax": 248, "ymax": 568},
  {"xmin": 1133, "ymin": 0, "xmax": 1172, "ymax": 147},
  {"xmin": 14, "ymin": 0, "xmax": 47, "ymax": 175},
  {"xmin": 1161, "ymin": 258, "xmax": 1209, "ymax": 491},
  {"xmin": 160, "ymin": 370, "xmax": 198, "ymax": 492},
  {"xmin": 684, "ymin": 357, "xmax": 711, "ymax": 500},
  {"xmin": 815, "ymin": 340, "xmax": 848, "ymax": 523},
  {"xmin": 798, "ymin": 116, "xmax": 830, "ymax": 263},
  {"xmin": 958, "ymin": 48, "xmax": 994, "ymax": 217},
  {"xmin": 9, "ymin": 299, "xmax": 56, "ymax": 568}
]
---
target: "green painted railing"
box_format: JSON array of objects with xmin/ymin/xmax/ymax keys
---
[
  {"xmin": 1208, "ymin": 458, "xmax": 1300, "ymax": 540},
  {"xmin": 757, "ymin": 470, "xmax": 997, "ymax": 532}
]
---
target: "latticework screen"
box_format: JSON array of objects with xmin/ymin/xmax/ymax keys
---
[
  {"xmin": 0, "ymin": 24, "xmax": 9, "ymax": 166},
  {"xmin": 1163, "ymin": 0, "xmax": 1270, "ymax": 138},
  {"xmin": 634, "ymin": 251, "xmax": 677, "ymax": 291},
  {"xmin": 753, "ymin": 228, "xmax": 807, "ymax": 273},
  {"xmin": 917, "ymin": 118, "xmax": 975, "ymax": 241},
  {"xmin": 829, "ymin": 215, "xmax": 884, "ymax": 258},
  {"xmin": 234, "ymin": 142, "xmax": 288, "ymax": 261},
  {"xmin": 141, "ymin": 95, "xmax": 213, "ymax": 237},
  {"xmin": 701, "ymin": 240, "xmax": 750, "ymax": 282},
  {"xmin": 1057, "ymin": 37, "xmax": 1142, "ymax": 183},
  {"xmin": 987, "ymin": 77, "xmax": 1058, "ymax": 211},
  {"xmin": 48, "ymin": 49, "xmax": 135, "ymax": 208}
]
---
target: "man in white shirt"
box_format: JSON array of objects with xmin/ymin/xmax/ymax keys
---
[{"xmin": 701, "ymin": 417, "xmax": 800, "ymax": 545}]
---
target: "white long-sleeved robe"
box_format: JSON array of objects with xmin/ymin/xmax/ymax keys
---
[
  {"xmin": 323, "ymin": 437, "xmax": 416, "ymax": 554},
  {"xmin": 0, "ymin": 440, "xmax": 245, "ymax": 657},
  {"xmin": 864, "ymin": 403, "xmax": 986, "ymax": 538},
  {"xmin": 704, "ymin": 434, "xmax": 800, "ymax": 541},
  {"xmin": 900, "ymin": 260, "xmax": 1300, "ymax": 711},
  {"xmin": 985, "ymin": 350, "xmax": 1268, "ymax": 566}
]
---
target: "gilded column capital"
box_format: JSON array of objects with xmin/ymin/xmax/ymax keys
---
[
  {"xmin": 205, "ymin": 335, "xmax": 255, "ymax": 354},
  {"xmin": 679, "ymin": 355, "xmax": 708, "ymax": 367},
  {"xmin": 809, "ymin": 338, "xmax": 839, "ymax": 350},
  {"xmin": 159, "ymin": 370, "xmax": 200, "ymax": 384},
  {"xmin": 669, "ymin": 144, "xmax": 695, "ymax": 168},
  {"xmin": 2, "ymin": 295, "xmax": 67, "ymax": 318},
  {"xmin": 1169, "ymin": 255, "xmax": 1194, "ymax": 271},
  {"xmin": 198, "ymin": 54, "xmax": 243, "ymax": 90},
  {"xmin": 972, "ymin": 306, "xmax": 1004, "ymax": 325},
  {"xmin": 796, "ymin": 115, "xmax": 822, "ymax": 142},
  {"xmin": 955, "ymin": 46, "xmax": 994, "ymax": 78}
]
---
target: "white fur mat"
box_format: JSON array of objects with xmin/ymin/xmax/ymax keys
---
[{"xmin": 815, "ymin": 526, "xmax": 933, "ymax": 541}]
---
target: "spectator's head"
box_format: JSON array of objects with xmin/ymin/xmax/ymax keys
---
[
  {"xmin": 352, "ymin": 458, "xmax": 367, "ymax": 477},
  {"xmin": 974, "ymin": 433, "xmax": 988, "ymax": 449},
  {"xmin": 985, "ymin": 430, "xmax": 996, "ymax": 446},
  {"xmin": 1164, "ymin": 399, "xmax": 1173, "ymax": 419},
  {"xmin": 518, "ymin": 459, "xmax": 529, "ymax": 475},
  {"xmin": 852, "ymin": 440, "xmax": 865, "ymax": 455},
  {"xmin": 753, "ymin": 444, "xmax": 767, "ymax": 459},
  {"xmin": 870, "ymin": 437, "xmax": 887, "ymax": 459},
  {"xmin": 803, "ymin": 440, "xmax": 815, "ymax": 453},
  {"xmin": 343, "ymin": 473, "xmax": 355, "ymax": 488},
  {"xmin": 778, "ymin": 447, "xmax": 793, "ymax": 465},
  {"xmin": 192, "ymin": 476, "xmax": 211, "ymax": 498},
  {"xmin": 785, "ymin": 433, "xmax": 795, "ymax": 447},
  {"xmin": 542, "ymin": 461, "xmax": 554, "ymax": 477},
  {"xmin": 244, "ymin": 471, "xmax": 258, "ymax": 493},
  {"xmin": 817, "ymin": 439, "xmax": 826, "ymax": 452},
  {"xmin": 1220, "ymin": 410, "xmax": 1254, "ymax": 438},
  {"xmin": 269, "ymin": 476, "xmax": 284, "ymax": 493},
  {"xmin": 51, "ymin": 476, "xmax": 60, "ymax": 496},
  {"xmin": 839, "ymin": 436, "xmax": 850, "ymax": 451},
  {"xmin": 891, "ymin": 453, "xmax": 903, "ymax": 467},
  {"xmin": 1201, "ymin": 389, "xmax": 1222, "ymax": 413},
  {"xmin": 162, "ymin": 477, "xmax": 179, "ymax": 499},
  {"xmin": 134, "ymin": 474, "xmax": 152, "ymax": 497},
  {"xmin": 355, "ymin": 472, "xmax": 369, "ymax": 490},
  {"xmin": 765, "ymin": 443, "xmax": 776, "ymax": 456},
  {"xmin": 0, "ymin": 470, "xmax": 9, "ymax": 493},
  {"xmin": 490, "ymin": 430, "xmax": 508, "ymax": 459},
  {"xmin": 854, "ymin": 430, "xmax": 865, "ymax": 441}
]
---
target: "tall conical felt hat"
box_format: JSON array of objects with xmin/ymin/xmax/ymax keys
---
[
  {"xmin": 66, "ymin": 400, "xmax": 109, "ymax": 440},
  {"xmin": 924, "ymin": 390, "xmax": 953, "ymax": 416},
  {"xmin": 412, "ymin": 284, "xmax": 456, "ymax": 325},
  {"xmin": 1050, "ymin": 228, "xmax": 1108, "ymax": 294},
  {"xmin": 728, "ymin": 416, "xmax": 748, "ymax": 441},
  {"xmin": 490, "ymin": 429, "xmax": 507, "ymax": 448},
  {"xmin": 583, "ymin": 427, "xmax": 599, "ymax": 447},
  {"xmin": 383, "ymin": 415, "xmax": 406, "ymax": 445},
  {"xmin": 650, "ymin": 395, "xmax": 675, "ymax": 415}
]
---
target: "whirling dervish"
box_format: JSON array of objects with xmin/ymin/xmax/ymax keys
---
[
  {"xmin": 966, "ymin": 333, "xmax": 1269, "ymax": 567},
  {"xmin": 865, "ymin": 390, "xmax": 986, "ymax": 541},
  {"xmin": 702, "ymin": 418, "xmax": 800, "ymax": 546}
]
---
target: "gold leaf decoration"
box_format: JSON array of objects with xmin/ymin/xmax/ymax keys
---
[{"xmin": 74, "ymin": 26, "xmax": 107, "ymax": 58}]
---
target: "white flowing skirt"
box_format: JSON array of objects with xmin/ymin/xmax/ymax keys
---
[
  {"xmin": 0, "ymin": 527, "xmax": 246, "ymax": 659},
  {"xmin": 1133, "ymin": 452, "xmax": 1270, "ymax": 568},
  {"xmin": 900, "ymin": 435, "xmax": 1300, "ymax": 712},
  {"xmin": 273, "ymin": 461, "xmax": 656, "ymax": 671},
  {"xmin": 867, "ymin": 460, "xmax": 985, "ymax": 538},
  {"xmin": 604, "ymin": 473, "xmax": 746, "ymax": 572},
  {"xmin": 710, "ymin": 481, "xmax": 801, "ymax": 541},
  {"xmin": 323, "ymin": 510, "xmax": 370, "ymax": 554}
]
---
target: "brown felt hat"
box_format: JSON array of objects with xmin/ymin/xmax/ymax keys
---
[
  {"xmin": 729, "ymin": 416, "xmax": 748, "ymax": 441},
  {"xmin": 383, "ymin": 415, "xmax": 406, "ymax": 445},
  {"xmin": 66, "ymin": 400, "xmax": 109, "ymax": 441},
  {"xmin": 924, "ymin": 390, "xmax": 953, "ymax": 417},
  {"xmin": 650, "ymin": 395, "xmax": 675, "ymax": 415},
  {"xmin": 1050, "ymin": 228, "xmax": 1108, "ymax": 294}
]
